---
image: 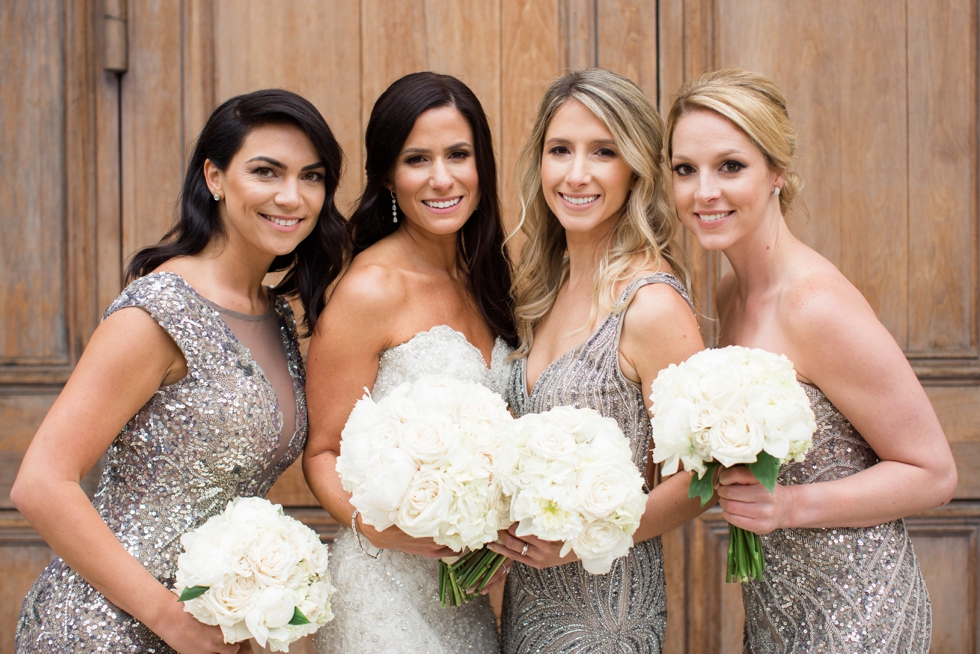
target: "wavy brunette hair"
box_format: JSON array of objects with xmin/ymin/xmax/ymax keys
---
[
  {"xmin": 125, "ymin": 88, "xmax": 350, "ymax": 335},
  {"xmin": 509, "ymin": 68, "xmax": 689, "ymax": 358},
  {"xmin": 348, "ymin": 72, "xmax": 515, "ymax": 344}
]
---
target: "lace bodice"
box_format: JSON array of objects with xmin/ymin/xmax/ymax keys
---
[
  {"xmin": 373, "ymin": 325, "xmax": 513, "ymax": 402},
  {"xmin": 314, "ymin": 325, "xmax": 508, "ymax": 654}
]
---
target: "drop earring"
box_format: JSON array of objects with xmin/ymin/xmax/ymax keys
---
[{"xmin": 391, "ymin": 191, "xmax": 398, "ymax": 223}]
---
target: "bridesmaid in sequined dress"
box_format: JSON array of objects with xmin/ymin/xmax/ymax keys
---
[
  {"xmin": 11, "ymin": 90, "xmax": 350, "ymax": 653},
  {"xmin": 666, "ymin": 69, "xmax": 958, "ymax": 653},
  {"xmin": 488, "ymin": 69, "xmax": 707, "ymax": 653}
]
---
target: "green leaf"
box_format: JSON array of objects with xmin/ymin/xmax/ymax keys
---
[
  {"xmin": 177, "ymin": 585, "xmax": 209, "ymax": 602},
  {"xmin": 748, "ymin": 451, "xmax": 780, "ymax": 493},
  {"xmin": 687, "ymin": 462, "xmax": 720, "ymax": 506},
  {"xmin": 288, "ymin": 607, "xmax": 310, "ymax": 626}
]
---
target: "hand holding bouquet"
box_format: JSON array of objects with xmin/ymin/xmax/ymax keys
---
[
  {"xmin": 336, "ymin": 375, "xmax": 514, "ymax": 605},
  {"xmin": 649, "ymin": 345, "xmax": 816, "ymax": 582},
  {"xmin": 496, "ymin": 405, "xmax": 647, "ymax": 575},
  {"xmin": 175, "ymin": 497, "xmax": 335, "ymax": 651}
]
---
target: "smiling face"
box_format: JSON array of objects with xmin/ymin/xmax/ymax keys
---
[
  {"xmin": 669, "ymin": 109, "xmax": 783, "ymax": 252},
  {"xmin": 206, "ymin": 122, "xmax": 325, "ymax": 263},
  {"xmin": 539, "ymin": 99, "xmax": 635, "ymax": 240},
  {"xmin": 387, "ymin": 105, "xmax": 480, "ymax": 238}
]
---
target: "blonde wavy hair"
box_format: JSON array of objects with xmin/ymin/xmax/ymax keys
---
[
  {"xmin": 509, "ymin": 68, "xmax": 689, "ymax": 358},
  {"xmin": 665, "ymin": 68, "xmax": 802, "ymax": 215}
]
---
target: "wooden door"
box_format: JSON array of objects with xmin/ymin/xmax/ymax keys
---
[{"xmin": 1, "ymin": 1, "xmax": 977, "ymax": 652}]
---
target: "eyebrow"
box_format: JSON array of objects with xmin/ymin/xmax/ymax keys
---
[
  {"xmin": 400, "ymin": 141, "xmax": 473, "ymax": 155},
  {"xmin": 544, "ymin": 137, "xmax": 618, "ymax": 147},
  {"xmin": 244, "ymin": 156, "xmax": 326, "ymax": 171},
  {"xmin": 671, "ymin": 148, "xmax": 746, "ymax": 162}
]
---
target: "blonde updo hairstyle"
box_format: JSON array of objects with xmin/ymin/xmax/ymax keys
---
[
  {"xmin": 665, "ymin": 68, "xmax": 802, "ymax": 215},
  {"xmin": 510, "ymin": 68, "xmax": 689, "ymax": 358}
]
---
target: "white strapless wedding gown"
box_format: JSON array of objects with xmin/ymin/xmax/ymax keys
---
[{"xmin": 313, "ymin": 326, "xmax": 511, "ymax": 654}]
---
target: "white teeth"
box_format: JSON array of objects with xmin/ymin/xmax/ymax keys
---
[
  {"xmin": 697, "ymin": 211, "xmax": 732, "ymax": 223},
  {"xmin": 265, "ymin": 215, "xmax": 299, "ymax": 226},
  {"xmin": 423, "ymin": 197, "xmax": 462, "ymax": 209},
  {"xmin": 561, "ymin": 193, "xmax": 598, "ymax": 205}
]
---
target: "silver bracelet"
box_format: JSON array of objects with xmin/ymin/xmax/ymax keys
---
[{"xmin": 350, "ymin": 509, "xmax": 380, "ymax": 559}]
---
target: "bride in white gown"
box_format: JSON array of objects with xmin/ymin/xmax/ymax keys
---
[{"xmin": 303, "ymin": 72, "xmax": 516, "ymax": 653}]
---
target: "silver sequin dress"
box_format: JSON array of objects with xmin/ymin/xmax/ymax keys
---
[
  {"xmin": 16, "ymin": 272, "xmax": 308, "ymax": 653},
  {"xmin": 741, "ymin": 382, "xmax": 931, "ymax": 653},
  {"xmin": 313, "ymin": 325, "xmax": 510, "ymax": 654},
  {"xmin": 501, "ymin": 273, "xmax": 691, "ymax": 654}
]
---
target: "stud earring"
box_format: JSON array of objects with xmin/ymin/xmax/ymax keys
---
[
  {"xmin": 391, "ymin": 191, "xmax": 398, "ymax": 224},
  {"xmin": 773, "ymin": 186, "xmax": 781, "ymax": 197},
  {"xmin": 213, "ymin": 192, "xmax": 220, "ymax": 201}
]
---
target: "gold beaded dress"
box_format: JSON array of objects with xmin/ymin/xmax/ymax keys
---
[
  {"xmin": 501, "ymin": 273, "xmax": 691, "ymax": 654},
  {"xmin": 741, "ymin": 381, "xmax": 931, "ymax": 653},
  {"xmin": 15, "ymin": 272, "xmax": 307, "ymax": 653}
]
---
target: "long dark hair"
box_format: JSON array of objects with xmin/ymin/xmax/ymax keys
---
[
  {"xmin": 349, "ymin": 72, "xmax": 515, "ymax": 344},
  {"xmin": 125, "ymin": 89, "xmax": 350, "ymax": 335}
]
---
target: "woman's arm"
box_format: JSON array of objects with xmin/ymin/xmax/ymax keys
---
[
  {"xmin": 10, "ymin": 308, "xmax": 246, "ymax": 654},
  {"xmin": 493, "ymin": 282, "xmax": 707, "ymax": 568},
  {"xmin": 717, "ymin": 276, "xmax": 958, "ymax": 534},
  {"xmin": 302, "ymin": 264, "xmax": 454, "ymax": 558}
]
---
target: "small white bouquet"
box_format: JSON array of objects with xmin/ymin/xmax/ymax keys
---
[
  {"xmin": 650, "ymin": 345, "xmax": 816, "ymax": 582},
  {"xmin": 175, "ymin": 497, "xmax": 335, "ymax": 651},
  {"xmin": 336, "ymin": 375, "xmax": 514, "ymax": 605},
  {"xmin": 496, "ymin": 405, "xmax": 647, "ymax": 575}
]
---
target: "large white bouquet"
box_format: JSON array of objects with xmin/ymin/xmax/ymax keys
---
[
  {"xmin": 175, "ymin": 497, "xmax": 335, "ymax": 651},
  {"xmin": 649, "ymin": 345, "xmax": 816, "ymax": 582},
  {"xmin": 336, "ymin": 375, "xmax": 514, "ymax": 604},
  {"xmin": 496, "ymin": 405, "xmax": 647, "ymax": 574}
]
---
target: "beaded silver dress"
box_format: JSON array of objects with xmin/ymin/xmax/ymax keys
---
[
  {"xmin": 16, "ymin": 272, "xmax": 308, "ymax": 653},
  {"xmin": 741, "ymin": 381, "xmax": 931, "ymax": 653},
  {"xmin": 501, "ymin": 273, "xmax": 691, "ymax": 654},
  {"xmin": 313, "ymin": 325, "xmax": 510, "ymax": 654}
]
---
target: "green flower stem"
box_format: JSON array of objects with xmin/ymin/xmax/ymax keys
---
[
  {"xmin": 727, "ymin": 524, "xmax": 765, "ymax": 583},
  {"xmin": 439, "ymin": 547, "xmax": 509, "ymax": 606}
]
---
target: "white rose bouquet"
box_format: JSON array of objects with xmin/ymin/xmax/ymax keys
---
[
  {"xmin": 175, "ymin": 497, "xmax": 335, "ymax": 651},
  {"xmin": 336, "ymin": 375, "xmax": 514, "ymax": 606},
  {"xmin": 495, "ymin": 405, "xmax": 647, "ymax": 575},
  {"xmin": 649, "ymin": 345, "xmax": 816, "ymax": 583}
]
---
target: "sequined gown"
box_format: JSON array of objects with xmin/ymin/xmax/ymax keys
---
[
  {"xmin": 313, "ymin": 325, "xmax": 510, "ymax": 654},
  {"xmin": 16, "ymin": 272, "xmax": 308, "ymax": 653},
  {"xmin": 741, "ymin": 381, "xmax": 931, "ymax": 653},
  {"xmin": 501, "ymin": 273, "xmax": 691, "ymax": 654}
]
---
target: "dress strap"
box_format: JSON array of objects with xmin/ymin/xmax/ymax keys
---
[{"xmin": 615, "ymin": 272, "xmax": 693, "ymax": 314}]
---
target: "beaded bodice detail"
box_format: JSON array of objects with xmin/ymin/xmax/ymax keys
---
[
  {"xmin": 16, "ymin": 272, "xmax": 307, "ymax": 653},
  {"xmin": 313, "ymin": 325, "xmax": 509, "ymax": 654},
  {"xmin": 741, "ymin": 382, "xmax": 931, "ymax": 653},
  {"xmin": 501, "ymin": 273, "xmax": 691, "ymax": 654}
]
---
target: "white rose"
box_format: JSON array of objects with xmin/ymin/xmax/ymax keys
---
[
  {"xmin": 523, "ymin": 420, "xmax": 578, "ymax": 461},
  {"xmin": 199, "ymin": 574, "xmax": 260, "ymax": 627},
  {"xmin": 176, "ymin": 530, "xmax": 230, "ymax": 589},
  {"xmin": 397, "ymin": 414, "xmax": 458, "ymax": 465},
  {"xmin": 249, "ymin": 533, "xmax": 300, "ymax": 587},
  {"xmin": 708, "ymin": 410, "xmax": 765, "ymax": 467},
  {"xmin": 569, "ymin": 519, "xmax": 633, "ymax": 574},
  {"xmin": 396, "ymin": 468, "xmax": 456, "ymax": 540},
  {"xmin": 405, "ymin": 376, "xmax": 461, "ymax": 416},
  {"xmin": 575, "ymin": 461, "xmax": 639, "ymax": 520}
]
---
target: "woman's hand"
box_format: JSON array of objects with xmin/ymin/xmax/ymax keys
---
[
  {"xmin": 488, "ymin": 524, "xmax": 580, "ymax": 570},
  {"xmin": 357, "ymin": 518, "xmax": 456, "ymax": 558},
  {"xmin": 716, "ymin": 466, "xmax": 795, "ymax": 535},
  {"xmin": 149, "ymin": 600, "xmax": 252, "ymax": 654}
]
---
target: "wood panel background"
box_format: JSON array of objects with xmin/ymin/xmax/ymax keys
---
[{"xmin": 1, "ymin": 0, "xmax": 977, "ymax": 652}]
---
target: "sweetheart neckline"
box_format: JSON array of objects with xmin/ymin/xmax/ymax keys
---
[{"xmin": 380, "ymin": 324, "xmax": 503, "ymax": 371}]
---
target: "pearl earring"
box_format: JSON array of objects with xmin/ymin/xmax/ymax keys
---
[
  {"xmin": 773, "ymin": 186, "xmax": 781, "ymax": 197},
  {"xmin": 213, "ymin": 192, "xmax": 220, "ymax": 201},
  {"xmin": 391, "ymin": 191, "xmax": 398, "ymax": 223}
]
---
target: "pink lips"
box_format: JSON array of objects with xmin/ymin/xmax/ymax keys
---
[
  {"xmin": 421, "ymin": 196, "xmax": 464, "ymax": 215},
  {"xmin": 261, "ymin": 214, "xmax": 304, "ymax": 232}
]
